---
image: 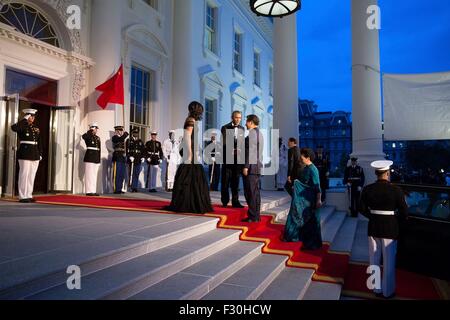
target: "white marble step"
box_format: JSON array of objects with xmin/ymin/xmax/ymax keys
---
[
  {"xmin": 257, "ymin": 268, "xmax": 314, "ymax": 300},
  {"xmin": 262, "ymin": 203, "xmax": 291, "ymax": 223},
  {"xmin": 0, "ymin": 215, "xmax": 219, "ymax": 300},
  {"xmin": 129, "ymin": 241, "xmax": 263, "ymax": 300},
  {"xmin": 303, "ymin": 281, "xmax": 342, "ymax": 300},
  {"xmin": 319, "ymin": 206, "xmax": 336, "ymax": 228},
  {"xmin": 260, "ymin": 195, "xmax": 291, "ymax": 212},
  {"xmin": 350, "ymin": 220, "xmax": 370, "ymax": 263},
  {"xmin": 330, "ymin": 217, "xmax": 359, "ymax": 253},
  {"xmin": 26, "ymin": 229, "xmax": 240, "ymax": 300},
  {"xmin": 202, "ymin": 254, "xmax": 288, "ymax": 300},
  {"xmin": 322, "ymin": 211, "xmax": 347, "ymax": 243}
]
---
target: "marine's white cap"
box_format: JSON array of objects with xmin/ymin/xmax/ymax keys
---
[
  {"xmin": 169, "ymin": 130, "xmax": 175, "ymax": 133},
  {"xmin": 371, "ymin": 160, "xmax": 393, "ymax": 172},
  {"xmin": 89, "ymin": 122, "xmax": 99, "ymax": 129},
  {"xmin": 151, "ymin": 131, "xmax": 158, "ymax": 135},
  {"xmin": 23, "ymin": 109, "xmax": 37, "ymax": 115}
]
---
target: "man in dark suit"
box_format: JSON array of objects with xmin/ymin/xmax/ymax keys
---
[
  {"xmin": 145, "ymin": 132, "xmax": 163, "ymax": 193},
  {"xmin": 221, "ymin": 111, "xmax": 245, "ymax": 208},
  {"xmin": 11, "ymin": 108, "xmax": 42, "ymax": 203},
  {"xmin": 285, "ymin": 137, "xmax": 301, "ymax": 196},
  {"xmin": 242, "ymin": 115, "xmax": 264, "ymax": 223}
]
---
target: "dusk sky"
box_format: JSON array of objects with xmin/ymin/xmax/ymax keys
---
[{"xmin": 296, "ymin": 0, "xmax": 450, "ymax": 113}]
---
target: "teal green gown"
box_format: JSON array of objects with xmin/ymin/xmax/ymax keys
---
[{"xmin": 283, "ymin": 164, "xmax": 323, "ymax": 249}]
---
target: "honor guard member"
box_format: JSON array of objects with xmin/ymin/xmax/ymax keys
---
[
  {"xmin": 112, "ymin": 126, "xmax": 129, "ymax": 194},
  {"xmin": 82, "ymin": 123, "xmax": 101, "ymax": 196},
  {"xmin": 163, "ymin": 130, "xmax": 180, "ymax": 192},
  {"xmin": 359, "ymin": 160, "xmax": 408, "ymax": 299},
  {"xmin": 11, "ymin": 109, "xmax": 42, "ymax": 203},
  {"xmin": 314, "ymin": 146, "xmax": 330, "ymax": 202},
  {"xmin": 145, "ymin": 131, "xmax": 163, "ymax": 193},
  {"xmin": 126, "ymin": 128, "xmax": 145, "ymax": 193},
  {"xmin": 344, "ymin": 157, "xmax": 365, "ymax": 217}
]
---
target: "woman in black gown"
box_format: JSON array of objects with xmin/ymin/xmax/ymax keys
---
[{"xmin": 165, "ymin": 101, "xmax": 213, "ymax": 214}]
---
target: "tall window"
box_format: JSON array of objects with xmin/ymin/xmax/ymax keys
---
[
  {"xmin": 253, "ymin": 51, "xmax": 261, "ymax": 87},
  {"xmin": 205, "ymin": 4, "xmax": 218, "ymax": 54},
  {"xmin": 269, "ymin": 65, "xmax": 273, "ymax": 96},
  {"xmin": 144, "ymin": 0, "xmax": 158, "ymax": 10},
  {"xmin": 204, "ymin": 98, "xmax": 216, "ymax": 132},
  {"xmin": 233, "ymin": 31, "xmax": 243, "ymax": 73},
  {"xmin": 130, "ymin": 65, "xmax": 152, "ymax": 140}
]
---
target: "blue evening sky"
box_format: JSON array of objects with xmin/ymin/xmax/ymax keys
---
[{"xmin": 296, "ymin": 0, "xmax": 450, "ymax": 113}]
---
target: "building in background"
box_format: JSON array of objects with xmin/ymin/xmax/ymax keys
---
[
  {"xmin": 298, "ymin": 99, "xmax": 352, "ymax": 176},
  {"xmin": 0, "ymin": 0, "xmax": 274, "ymax": 196}
]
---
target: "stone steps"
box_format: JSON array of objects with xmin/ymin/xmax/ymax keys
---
[
  {"xmin": 330, "ymin": 216, "xmax": 359, "ymax": 253},
  {"xmin": 0, "ymin": 215, "xmax": 220, "ymax": 300},
  {"xmin": 202, "ymin": 254, "xmax": 288, "ymax": 300},
  {"xmin": 129, "ymin": 241, "xmax": 263, "ymax": 300},
  {"xmin": 27, "ymin": 229, "xmax": 240, "ymax": 300},
  {"xmin": 303, "ymin": 281, "xmax": 342, "ymax": 300},
  {"xmin": 257, "ymin": 268, "xmax": 315, "ymax": 300}
]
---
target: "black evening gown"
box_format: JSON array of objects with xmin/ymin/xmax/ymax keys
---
[{"xmin": 166, "ymin": 118, "xmax": 213, "ymax": 214}]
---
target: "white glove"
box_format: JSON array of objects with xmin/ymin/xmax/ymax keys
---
[
  {"xmin": 24, "ymin": 114, "xmax": 31, "ymax": 120},
  {"xmin": 39, "ymin": 156, "xmax": 42, "ymax": 161},
  {"xmin": 158, "ymin": 159, "xmax": 163, "ymax": 164},
  {"xmin": 147, "ymin": 158, "xmax": 151, "ymax": 162},
  {"xmin": 141, "ymin": 158, "xmax": 145, "ymax": 163},
  {"xmin": 357, "ymin": 186, "xmax": 362, "ymax": 192},
  {"xmin": 129, "ymin": 156, "xmax": 135, "ymax": 162},
  {"xmin": 211, "ymin": 157, "xmax": 216, "ymax": 162}
]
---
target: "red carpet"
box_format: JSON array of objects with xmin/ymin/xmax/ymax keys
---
[{"xmin": 26, "ymin": 195, "xmax": 446, "ymax": 300}]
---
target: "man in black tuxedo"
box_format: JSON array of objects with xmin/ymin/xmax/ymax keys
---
[
  {"xmin": 242, "ymin": 115, "xmax": 264, "ymax": 222},
  {"xmin": 221, "ymin": 111, "xmax": 245, "ymax": 208},
  {"xmin": 285, "ymin": 137, "xmax": 301, "ymax": 196}
]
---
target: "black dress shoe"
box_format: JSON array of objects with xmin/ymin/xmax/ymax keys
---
[
  {"xmin": 19, "ymin": 199, "xmax": 31, "ymax": 203},
  {"xmin": 232, "ymin": 203, "xmax": 245, "ymax": 208},
  {"xmin": 131, "ymin": 189, "xmax": 138, "ymax": 193},
  {"xmin": 300, "ymin": 245, "xmax": 322, "ymax": 251},
  {"xmin": 113, "ymin": 191, "xmax": 122, "ymax": 195},
  {"xmin": 149, "ymin": 189, "xmax": 157, "ymax": 193},
  {"xmin": 28, "ymin": 198, "xmax": 36, "ymax": 203},
  {"xmin": 241, "ymin": 217, "xmax": 261, "ymax": 223},
  {"xmin": 86, "ymin": 193, "xmax": 94, "ymax": 196},
  {"xmin": 94, "ymin": 193, "xmax": 100, "ymax": 197}
]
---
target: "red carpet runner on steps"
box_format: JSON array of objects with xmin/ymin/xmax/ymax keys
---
[{"xmin": 28, "ymin": 195, "xmax": 444, "ymax": 300}]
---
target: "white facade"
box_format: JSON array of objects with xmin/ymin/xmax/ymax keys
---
[{"xmin": 0, "ymin": 0, "xmax": 274, "ymax": 196}]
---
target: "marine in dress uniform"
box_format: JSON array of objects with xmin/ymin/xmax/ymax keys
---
[
  {"xmin": 112, "ymin": 126, "xmax": 129, "ymax": 194},
  {"xmin": 242, "ymin": 115, "xmax": 263, "ymax": 222},
  {"xmin": 314, "ymin": 146, "xmax": 330, "ymax": 202},
  {"xmin": 145, "ymin": 132, "xmax": 163, "ymax": 193},
  {"xmin": 206, "ymin": 134, "xmax": 221, "ymax": 191},
  {"xmin": 344, "ymin": 157, "xmax": 365, "ymax": 217},
  {"xmin": 221, "ymin": 111, "xmax": 245, "ymax": 208},
  {"xmin": 276, "ymin": 138, "xmax": 289, "ymax": 191},
  {"xmin": 126, "ymin": 129, "xmax": 145, "ymax": 193},
  {"xmin": 359, "ymin": 160, "xmax": 409, "ymax": 299},
  {"xmin": 82, "ymin": 122, "xmax": 101, "ymax": 196},
  {"xmin": 163, "ymin": 130, "xmax": 180, "ymax": 192},
  {"xmin": 11, "ymin": 109, "xmax": 42, "ymax": 203}
]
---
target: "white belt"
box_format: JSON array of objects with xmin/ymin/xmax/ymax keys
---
[
  {"xmin": 87, "ymin": 147, "xmax": 100, "ymax": 151},
  {"xmin": 20, "ymin": 141, "xmax": 37, "ymax": 145},
  {"xmin": 371, "ymin": 210, "xmax": 395, "ymax": 216}
]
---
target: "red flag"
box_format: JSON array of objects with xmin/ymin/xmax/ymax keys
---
[{"xmin": 95, "ymin": 64, "xmax": 124, "ymax": 109}]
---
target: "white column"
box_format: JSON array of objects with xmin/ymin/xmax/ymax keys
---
[
  {"xmin": 273, "ymin": 15, "xmax": 299, "ymax": 143},
  {"xmin": 351, "ymin": 0, "xmax": 385, "ymax": 184},
  {"xmin": 171, "ymin": 0, "xmax": 196, "ymax": 130},
  {"xmin": 89, "ymin": 0, "xmax": 123, "ymax": 193},
  {"xmin": 264, "ymin": 15, "xmax": 299, "ymax": 190}
]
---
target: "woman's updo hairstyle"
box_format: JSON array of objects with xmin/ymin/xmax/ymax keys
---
[{"xmin": 188, "ymin": 101, "xmax": 204, "ymax": 121}]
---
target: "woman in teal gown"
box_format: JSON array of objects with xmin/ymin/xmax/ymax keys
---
[{"xmin": 283, "ymin": 148, "xmax": 323, "ymax": 250}]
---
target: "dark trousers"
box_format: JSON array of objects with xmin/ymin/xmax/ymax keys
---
[
  {"xmin": 243, "ymin": 174, "xmax": 261, "ymax": 220},
  {"xmin": 221, "ymin": 164, "xmax": 242, "ymax": 206},
  {"xmin": 350, "ymin": 186, "xmax": 361, "ymax": 217},
  {"xmin": 320, "ymin": 177, "xmax": 328, "ymax": 201},
  {"xmin": 128, "ymin": 162, "xmax": 142, "ymax": 190},
  {"xmin": 209, "ymin": 163, "xmax": 221, "ymax": 191},
  {"xmin": 113, "ymin": 161, "xmax": 126, "ymax": 193}
]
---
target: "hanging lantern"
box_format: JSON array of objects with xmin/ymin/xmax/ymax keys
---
[{"xmin": 250, "ymin": 0, "xmax": 301, "ymax": 18}]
